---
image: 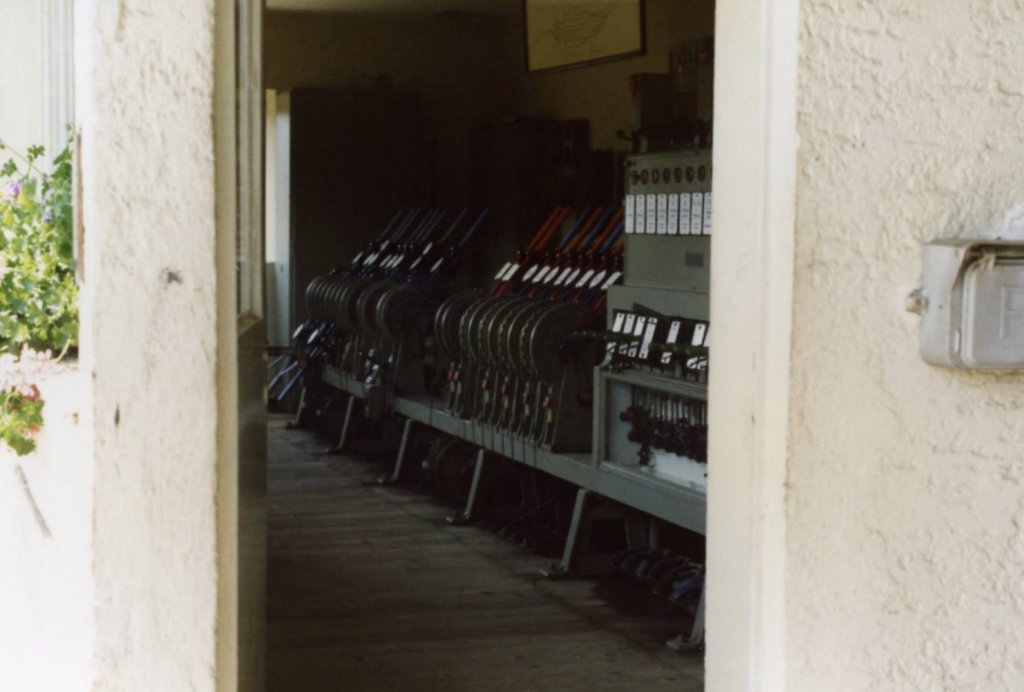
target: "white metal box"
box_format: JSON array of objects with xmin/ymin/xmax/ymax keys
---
[{"xmin": 917, "ymin": 239, "xmax": 1024, "ymax": 369}]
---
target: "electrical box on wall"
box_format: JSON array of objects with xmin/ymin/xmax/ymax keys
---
[{"xmin": 913, "ymin": 239, "xmax": 1024, "ymax": 369}]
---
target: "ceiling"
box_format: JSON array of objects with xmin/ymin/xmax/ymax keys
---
[{"xmin": 266, "ymin": 0, "xmax": 519, "ymax": 15}]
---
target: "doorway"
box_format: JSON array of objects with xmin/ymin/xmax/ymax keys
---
[
  {"xmin": 254, "ymin": 0, "xmax": 801, "ymax": 689},
  {"xmin": 261, "ymin": 0, "xmax": 716, "ymax": 688}
]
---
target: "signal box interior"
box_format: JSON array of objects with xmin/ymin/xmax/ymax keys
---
[{"xmin": 264, "ymin": 1, "xmax": 717, "ymax": 688}]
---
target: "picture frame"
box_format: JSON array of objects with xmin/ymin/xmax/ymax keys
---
[{"xmin": 524, "ymin": 0, "xmax": 646, "ymax": 75}]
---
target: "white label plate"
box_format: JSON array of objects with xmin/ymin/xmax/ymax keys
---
[
  {"xmin": 703, "ymin": 191, "xmax": 713, "ymax": 235},
  {"xmin": 692, "ymin": 323, "xmax": 707, "ymax": 347},
  {"xmin": 667, "ymin": 320, "xmax": 681, "ymax": 343},
  {"xmin": 691, "ymin": 193, "xmax": 704, "ymax": 235},
  {"xmin": 639, "ymin": 319, "xmax": 658, "ymax": 359},
  {"xmin": 667, "ymin": 194, "xmax": 679, "ymax": 235},
  {"xmin": 620, "ymin": 314, "xmax": 636, "ymax": 354},
  {"xmin": 679, "ymin": 194, "xmax": 691, "ymax": 235},
  {"xmin": 628, "ymin": 316, "xmax": 645, "ymax": 357}
]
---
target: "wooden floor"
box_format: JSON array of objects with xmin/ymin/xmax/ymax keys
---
[{"xmin": 266, "ymin": 418, "xmax": 704, "ymax": 692}]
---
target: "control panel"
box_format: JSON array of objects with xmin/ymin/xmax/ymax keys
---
[
  {"xmin": 597, "ymin": 150, "xmax": 712, "ymax": 489},
  {"xmin": 623, "ymin": 150, "xmax": 712, "ymax": 292},
  {"xmin": 606, "ymin": 309, "xmax": 709, "ymax": 378}
]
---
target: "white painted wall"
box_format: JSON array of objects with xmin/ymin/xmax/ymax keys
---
[
  {"xmin": 0, "ymin": 1, "xmax": 89, "ymax": 689},
  {"xmin": 41, "ymin": 0, "xmax": 75, "ymax": 157},
  {"xmin": 0, "ymin": 0, "xmax": 43, "ymax": 154},
  {"xmin": 0, "ymin": 0, "xmax": 74, "ymax": 163},
  {"xmin": 0, "ymin": 370, "xmax": 93, "ymax": 691},
  {"xmin": 787, "ymin": 1, "xmax": 1024, "ymax": 689},
  {"xmin": 705, "ymin": 0, "xmax": 797, "ymax": 689},
  {"xmin": 76, "ymin": 0, "xmax": 225, "ymax": 688}
]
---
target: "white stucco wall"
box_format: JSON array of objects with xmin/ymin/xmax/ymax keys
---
[
  {"xmin": 76, "ymin": 0, "xmax": 223, "ymax": 689},
  {"xmin": 788, "ymin": 2, "xmax": 1024, "ymax": 689}
]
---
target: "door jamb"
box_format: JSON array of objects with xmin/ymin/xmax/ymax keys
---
[{"xmin": 706, "ymin": 0, "xmax": 799, "ymax": 689}]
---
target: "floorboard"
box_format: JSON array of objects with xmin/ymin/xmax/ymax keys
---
[{"xmin": 266, "ymin": 417, "xmax": 704, "ymax": 691}]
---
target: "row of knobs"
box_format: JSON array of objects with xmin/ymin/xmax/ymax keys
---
[{"xmin": 629, "ymin": 165, "xmax": 709, "ymax": 186}]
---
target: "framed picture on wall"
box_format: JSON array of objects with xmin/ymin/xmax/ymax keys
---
[{"xmin": 524, "ymin": 0, "xmax": 646, "ymax": 74}]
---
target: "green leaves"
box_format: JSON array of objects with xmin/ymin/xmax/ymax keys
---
[
  {"xmin": 0, "ymin": 140, "xmax": 77, "ymax": 455},
  {"xmin": 0, "ymin": 389, "xmax": 44, "ymax": 455},
  {"xmin": 0, "ymin": 141, "xmax": 77, "ymax": 355}
]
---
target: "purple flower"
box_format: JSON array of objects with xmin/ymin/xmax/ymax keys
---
[
  {"xmin": 43, "ymin": 211, "xmax": 52, "ymax": 223},
  {"xmin": 6, "ymin": 181, "xmax": 21, "ymax": 199}
]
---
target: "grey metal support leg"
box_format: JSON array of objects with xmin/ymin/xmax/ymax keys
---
[
  {"xmin": 286, "ymin": 383, "xmax": 308, "ymax": 429},
  {"xmin": 446, "ymin": 448, "xmax": 487, "ymax": 525},
  {"xmin": 540, "ymin": 488, "xmax": 591, "ymax": 579},
  {"xmin": 541, "ymin": 488, "xmax": 622, "ymax": 579},
  {"xmin": 378, "ymin": 418, "xmax": 414, "ymax": 485},
  {"xmin": 325, "ymin": 395, "xmax": 357, "ymax": 455}
]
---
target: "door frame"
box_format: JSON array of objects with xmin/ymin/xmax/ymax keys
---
[
  {"xmin": 705, "ymin": 0, "xmax": 799, "ymax": 689},
  {"xmin": 207, "ymin": 0, "xmax": 803, "ymax": 687},
  {"xmin": 215, "ymin": 0, "xmax": 266, "ymax": 688}
]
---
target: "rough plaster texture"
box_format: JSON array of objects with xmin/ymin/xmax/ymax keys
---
[
  {"xmin": 0, "ymin": 370, "xmax": 93, "ymax": 690},
  {"xmin": 790, "ymin": 1, "xmax": 1024, "ymax": 689},
  {"xmin": 76, "ymin": 0, "xmax": 222, "ymax": 689}
]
